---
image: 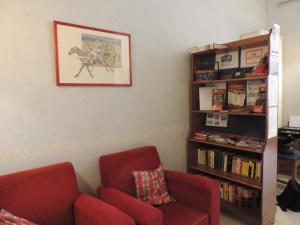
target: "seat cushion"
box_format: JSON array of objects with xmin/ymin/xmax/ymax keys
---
[{"xmin": 158, "ymin": 202, "xmax": 209, "ymax": 225}]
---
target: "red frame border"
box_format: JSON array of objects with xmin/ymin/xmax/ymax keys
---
[{"xmin": 53, "ymin": 20, "xmax": 132, "ymax": 86}]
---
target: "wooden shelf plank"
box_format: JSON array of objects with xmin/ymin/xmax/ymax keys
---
[
  {"xmin": 223, "ymin": 34, "xmax": 269, "ymax": 50},
  {"xmin": 192, "ymin": 34, "xmax": 269, "ymax": 55},
  {"xmin": 189, "ymin": 137, "xmax": 263, "ymax": 154},
  {"xmin": 193, "ymin": 76, "xmax": 267, "ymax": 84},
  {"xmin": 190, "ymin": 164, "xmax": 261, "ymax": 189},
  {"xmin": 192, "ymin": 110, "xmax": 266, "ymax": 117}
]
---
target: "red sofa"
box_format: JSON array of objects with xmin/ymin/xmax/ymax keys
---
[
  {"xmin": 0, "ymin": 162, "xmax": 135, "ymax": 225},
  {"xmin": 98, "ymin": 146, "xmax": 220, "ymax": 225}
]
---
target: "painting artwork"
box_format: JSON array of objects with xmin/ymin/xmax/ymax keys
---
[{"xmin": 54, "ymin": 21, "xmax": 131, "ymax": 86}]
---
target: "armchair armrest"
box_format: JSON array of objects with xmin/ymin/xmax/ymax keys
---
[
  {"xmin": 74, "ymin": 193, "xmax": 135, "ymax": 225},
  {"xmin": 164, "ymin": 170, "xmax": 220, "ymax": 225},
  {"xmin": 98, "ymin": 187, "xmax": 163, "ymax": 225}
]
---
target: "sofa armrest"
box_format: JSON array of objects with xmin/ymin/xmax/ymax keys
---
[
  {"xmin": 74, "ymin": 193, "xmax": 135, "ymax": 225},
  {"xmin": 98, "ymin": 187, "xmax": 163, "ymax": 225},
  {"xmin": 164, "ymin": 170, "xmax": 220, "ymax": 225}
]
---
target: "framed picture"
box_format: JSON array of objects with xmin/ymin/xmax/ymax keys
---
[
  {"xmin": 240, "ymin": 45, "xmax": 268, "ymax": 68},
  {"xmin": 54, "ymin": 21, "xmax": 132, "ymax": 86},
  {"xmin": 215, "ymin": 50, "xmax": 239, "ymax": 70}
]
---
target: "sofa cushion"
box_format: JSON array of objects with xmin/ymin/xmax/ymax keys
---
[
  {"xmin": 0, "ymin": 209, "xmax": 37, "ymax": 225},
  {"xmin": 158, "ymin": 202, "xmax": 209, "ymax": 225},
  {"xmin": 0, "ymin": 162, "xmax": 80, "ymax": 225},
  {"xmin": 100, "ymin": 146, "xmax": 161, "ymax": 196},
  {"xmin": 132, "ymin": 165, "xmax": 175, "ymax": 205}
]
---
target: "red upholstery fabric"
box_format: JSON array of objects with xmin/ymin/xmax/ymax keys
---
[
  {"xmin": 0, "ymin": 162, "xmax": 79, "ymax": 225},
  {"xmin": 132, "ymin": 165, "xmax": 175, "ymax": 205},
  {"xmin": 100, "ymin": 146, "xmax": 161, "ymax": 196},
  {"xmin": 74, "ymin": 193, "xmax": 135, "ymax": 225},
  {"xmin": 0, "ymin": 162, "xmax": 135, "ymax": 225},
  {"xmin": 98, "ymin": 146, "xmax": 220, "ymax": 225},
  {"xmin": 164, "ymin": 170, "xmax": 220, "ymax": 225},
  {"xmin": 98, "ymin": 187, "xmax": 162, "ymax": 225},
  {"xmin": 158, "ymin": 203, "xmax": 209, "ymax": 225}
]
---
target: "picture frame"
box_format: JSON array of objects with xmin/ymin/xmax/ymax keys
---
[
  {"xmin": 53, "ymin": 21, "xmax": 132, "ymax": 86},
  {"xmin": 215, "ymin": 50, "xmax": 239, "ymax": 70},
  {"xmin": 240, "ymin": 45, "xmax": 268, "ymax": 68}
]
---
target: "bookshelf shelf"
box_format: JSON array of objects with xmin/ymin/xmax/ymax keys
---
[
  {"xmin": 187, "ymin": 30, "xmax": 280, "ymax": 225},
  {"xmin": 193, "ymin": 34, "xmax": 269, "ymax": 55},
  {"xmin": 189, "ymin": 138, "xmax": 264, "ymax": 154},
  {"xmin": 193, "ymin": 76, "xmax": 267, "ymax": 85},
  {"xmin": 221, "ymin": 200, "xmax": 261, "ymax": 225},
  {"xmin": 192, "ymin": 110, "xmax": 266, "ymax": 117},
  {"xmin": 190, "ymin": 164, "xmax": 261, "ymax": 189}
]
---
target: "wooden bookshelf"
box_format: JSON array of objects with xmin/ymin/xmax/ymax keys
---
[
  {"xmin": 193, "ymin": 34, "xmax": 269, "ymax": 55},
  {"xmin": 187, "ymin": 28, "xmax": 280, "ymax": 225},
  {"xmin": 189, "ymin": 131, "xmax": 265, "ymax": 153},
  {"xmin": 190, "ymin": 164, "xmax": 261, "ymax": 189},
  {"xmin": 190, "ymin": 138, "xmax": 263, "ymax": 154}
]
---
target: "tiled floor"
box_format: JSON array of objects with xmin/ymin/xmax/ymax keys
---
[{"xmin": 221, "ymin": 206, "xmax": 300, "ymax": 225}]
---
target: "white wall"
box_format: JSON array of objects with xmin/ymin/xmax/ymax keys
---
[
  {"xmin": 0, "ymin": 0, "xmax": 266, "ymax": 194},
  {"xmin": 266, "ymin": 0, "xmax": 300, "ymax": 126}
]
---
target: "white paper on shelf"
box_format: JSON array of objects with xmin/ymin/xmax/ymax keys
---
[
  {"xmin": 199, "ymin": 87, "xmax": 214, "ymax": 110},
  {"xmin": 206, "ymin": 113, "xmax": 228, "ymax": 127},
  {"xmin": 269, "ymin": 54, "xmax": 279, "ymax": 76},
  {"xmin": 268, "ymin": 106, "xmax": 278, "ymax": 138},
  {"xmin": 247, "ymin": 80, "xmax": 265, "ymax": 105},
  {"xmin": 240, "ymin": 45, "xmax": 268, "ymax": 68},
  {"xmin": 268, "ymin": 75, "xmax": 279, "ymax": 107},
  {"xmin": 215, "ymin": 50, "xmax": 239, "ymax": 70},
  {"xmin": 270, "ymin": 24, "xmax": 280, "ymax": 56},
  {"xmin": 289, "ymin": 115, "xmax": 300, "ymax": 128}
]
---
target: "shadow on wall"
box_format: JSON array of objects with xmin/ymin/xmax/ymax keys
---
[{"xmin": 75, "ymin": 172, "xmax": 96, "ymax": 195}]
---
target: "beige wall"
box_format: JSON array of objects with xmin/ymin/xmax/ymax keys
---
[
  {"xmin": 266, "ymin": 0, "xmax": 300, "ymax": 126},
  {"xmin": 0, "ymin": 0, "xmax": 266, "ymax": 194}
]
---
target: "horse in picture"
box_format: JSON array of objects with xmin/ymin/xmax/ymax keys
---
[{"xmin": 68, "ymin": 46, "xmax": 95, "ymax": 78}]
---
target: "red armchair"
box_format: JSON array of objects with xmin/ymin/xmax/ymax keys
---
[
  {"xmin": 98, "ymin": 146, "xmax": 220, "ymax": 225},
  {"xmin": 0, "ymin": 162, "xmax": 135, "ymax": 225}
]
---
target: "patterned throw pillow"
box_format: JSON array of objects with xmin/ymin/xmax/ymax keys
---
[
  {"xmin": 132, "ymin": 165, "xmax": 175, "ymax": 205},
  {"xmin": 0, "ymin": 209, "xmax": 37, "ymax": 225}
]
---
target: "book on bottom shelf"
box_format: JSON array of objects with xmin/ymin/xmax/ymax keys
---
[{"xmin": 218, "ymin": 180, "xmax": 260, "ymax": 208}]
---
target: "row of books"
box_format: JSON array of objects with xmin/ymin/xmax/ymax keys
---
[
  {"xmin": 218, "ymin": 179, "xmax": 260, "ymax": 208},
  {"xmin": 197, "ymin": 148, "xmax": 261, "ymax": 180}
]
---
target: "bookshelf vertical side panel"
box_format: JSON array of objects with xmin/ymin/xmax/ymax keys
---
[
  {"xmin": 187, "ymin": 55, "xmax": 195, "ymax": 171},
  {"xmin": 261, "ymin": 137, "xmax": 277, "ymax": 225}
]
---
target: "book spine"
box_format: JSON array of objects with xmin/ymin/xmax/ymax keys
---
[
  {"xmin": 220, "ymin": 182, "xmax": 224, "ymax": 200},
  {"xmin": 214, "ymin": 151, "xmax": 218, "ymax": 170},
  {"xmin": 224, "ymin": 183, "xmax": 229, "ymax": 202},
  {"xmin": 236, "ymin": 157, "xmax": 241, "ymax": 174},
  {"xmin": 227, "ymin": 155, "xmax": 232, "ymax": 172},
  {"xmin": 212, "ymin": 151, "xmax": 215, "ymax": 169},
  {"xmin": 232, "ymin": 157, "xmax": 236, "ymax": 174},
  {"xmin": 224, "ymin": 154, "xmax": 228, "ymax": 172}
]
